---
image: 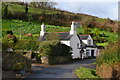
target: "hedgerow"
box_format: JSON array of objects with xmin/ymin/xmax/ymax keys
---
[{"xmin": 96, "ymin": 41, "xmax": 120, "ymax": 66}]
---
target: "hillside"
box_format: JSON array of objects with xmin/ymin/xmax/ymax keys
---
[
  {"xmin": 2, "ymin": 2, "xmax": 119, "ymax": 47},
  {"xmin": 2, "ymin": 19, "xmax": 118, "ymax": 47},
  {"xmin": 2, "ymin": 2, "xmax": 119, "ymax": 33}
]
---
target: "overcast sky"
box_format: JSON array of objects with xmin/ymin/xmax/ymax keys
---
[{"xmin": 54, "ymin": 0, "xmax": 119, "ymax": 20}]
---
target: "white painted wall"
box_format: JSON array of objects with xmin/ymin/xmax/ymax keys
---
[
  {"xmin": 82, "ymin": 35, "xmax": 93, "ymax": 45},
  {"xmin": 85, "ymin": 48, "xmax": 97, "ymax": 57},
  {"xmin": 70, "ymin": 21, "xmax": 77, "ymax": 35},
  {"xmin": 61, "ymin": 40, "xmax": 70, "ymax": 46},
  {"xmin": 87, "ymin": 35, "xmax": 93, "ymax": 45},
  {"xmin": 82, "ymin": 40, "xmax": 87, "ymax": 44},
  {"xmin": 70, "ymin": 34, "xmax": 81, "ymax": 59},
  {"xmin": 40, "ymin": 23, "xmax": 46, "ymax": 37}
]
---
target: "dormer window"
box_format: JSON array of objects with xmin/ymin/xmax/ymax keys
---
[{"xmin": 88, "ymin": 40, "xmax": 91, "ymax": 45}]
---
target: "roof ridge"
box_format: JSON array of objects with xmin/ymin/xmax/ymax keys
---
[
  {"xmin": 79, "ymin": 34, "xmax": 90, "ymax": 36},
  {"xmin": 45, "ymin": 32, "xmax": 69, "ymax": 33}
]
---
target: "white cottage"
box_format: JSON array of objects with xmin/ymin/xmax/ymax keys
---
[
  {"xmin": 78, "ymin": 35, "xmax": 98, "ymax": 58},
  {"xmin": 38, "ymin": 21, "xmax": 98, "ymax": 59}
]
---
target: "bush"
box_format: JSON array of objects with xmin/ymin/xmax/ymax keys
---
[
  {"xmin": 38, "ymin": 40, "xmax": 72, "ymax": 64},
  {"xmin": 16, "ymin": 40, "xmax": 40, "ymax": 51},
  {"xmin": 2, "ymin": 38, "xmax": 14, "ymax": 50},
  {"xmin": 2, "ymin": 51, "xmax": 31, "ymax": 71},
  {"xmin": 7, "ymin": 30, "xmax": 13, "ymax": 35},
  {"xmin": 38, "ymin": 40, "xmax": 71, "ymax": 56},
  {"xmin": 2, "ymin": 38, "xmax": 41, "ymax": 51},
  {"xmin": 97, "ymin": 41, "xmax": 120, "ymax": 66}
]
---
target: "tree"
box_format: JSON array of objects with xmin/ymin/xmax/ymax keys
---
[
  {"xmin": 81, "ymin": 16, "xmax": 95, "ymax": 28},
  {"xmin": 25, "ymin": 3, "xmax": 28, "ymax": 14},
  {"xmin": 2, "ymin": 2, "xmax": 14, "ymax": 18},
  {"xmin": 30, "ymin": 0, "xmax": 57, "ymax": 22},
  {"xmin": 84, "ymin": 27, "xmax": 91, "ymax": 34},
  {"xmin": 2, "ymin": 2, "xmax": 9, "ymax": 17},
  {"xmin": 94, "ymin": 28, "xmax": 100, "ymax": 41}
]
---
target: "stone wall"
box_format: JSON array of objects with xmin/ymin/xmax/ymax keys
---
[
  {"xmin": 96, "ymin": 62, "xmax": 120, "ymax": 80},
  {"xmin": 41, "ymin": 56, "xmax": 71, "ymax": 65}
]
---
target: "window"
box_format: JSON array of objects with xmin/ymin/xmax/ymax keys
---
[
  {"xmin": 77, "ymin": 43, "xmax": 79, "ymax": 48},
  {"xmin": 86, "ymin": 49, "xmax": 90, "ymax": 57},
  {"xmin": 88, "ymin": 40, "xmax": 91, "ymax": 45}
]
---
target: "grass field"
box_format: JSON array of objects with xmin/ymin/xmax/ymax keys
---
[
  {"xmin": 74, "ymin": 67, "xmax": 100, "ymax": 80},
  {"xmin": 96, "ymin": 42, "xmax": 108, "ymax": 47},
  {"xmin": 6, "ymin": 3, "xmax": 58, "ymax": 15},
  {"xmin": 2, "ymin": 19, "xmax": 70, "ymax": 40}
]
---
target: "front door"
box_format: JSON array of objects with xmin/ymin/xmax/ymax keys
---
[{"xmin": 91, "ymin": 50, "xmax": 94, "ymax": 57}]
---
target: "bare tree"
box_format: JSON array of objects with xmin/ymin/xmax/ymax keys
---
[
  {"xmin": 30, "ymin": 0, "xmax": 57, "ymax": 22},
  {"xmin": 25, "ymin": 3, "xmax": 29, "ymax": 14}
]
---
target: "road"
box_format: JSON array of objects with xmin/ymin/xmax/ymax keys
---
[{"xmin": 25, "ymin": 59, "xmax": 96, "ymax": 79}]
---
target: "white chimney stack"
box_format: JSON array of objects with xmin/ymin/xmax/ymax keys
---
[
  {"xmin": 40, "ymin": 23, "xmax": 46, "ymax": 37},
  {"xmin": 70, "ymin": 21, "xmax": 76, "ymax": 35}
]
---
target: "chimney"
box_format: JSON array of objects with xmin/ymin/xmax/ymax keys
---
[
  {"xmin": 40, "ymin": 23, "xmax": 46, "ymax": 37},
  {"xmin": 70, "ymin": 21, "xmax": 76, "ymax": 35}
]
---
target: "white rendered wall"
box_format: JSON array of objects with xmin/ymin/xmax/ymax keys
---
[
  {"xmin": 86, "ymin": 48, "xmax": 97, "ymax": 57},
  {"xmin": 61, "ymin": 41, "xmax": 70, "ymax": 46},
  {"xmin": 87, "ymin": 35, "xmax": 93, "ymax": 45},
  {"xmin": 82, "ymin": 40, "xmax": 87, "ymax": 44},
  {"xmin": 82, "ymin": 35, "xmax": 93, "ymax": 45},
  {"xmin": 70, "ymin": 21, "xmax": 77, "ymax": 35},
  {"xmin": 40, "ymin": 23, "xmax": 46, "ymax": 36},
  {"xmin": 70, "ymin": 34, "xmax": 81, "ymax": 59}
]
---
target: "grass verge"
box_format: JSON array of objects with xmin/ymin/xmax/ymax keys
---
[{"xmin": 74, "ymin": 67, "xmax": 101, "ymax": 80}]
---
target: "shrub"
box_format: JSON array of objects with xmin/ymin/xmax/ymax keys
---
[
  {"xmin": 2, "ymin": 51, "xmax": 31, "ymax": 71},
  {"xmin": 12, "ymin": 62, "xmax": 25, "ymax": 71},
  {"xmin": 38, "ymin": 40, "xmax": 72, "ymax": 64},
  {"xmin": 13, "ymin": 39, "xmax": 40, "ymax": 51},
  {"xmin": 13, "ymin": 39, "xmax": 28, "ymax": 50},
  {"xmin": 7, "ymin": 30, "xmax": 13, "ymax": 35},
  {"xmin": 2, "ymin": 38, "xmax": 41, "ymax": 51},
  {"xmin": 6, "ymin": 34, "xmax": 18, "ymax": 43},
  {"xmin": 38, "ymin": 40, "xmax": 71, "ymax": 56},
  {"xmin": 97, "ymin": 41, "xmax": 120, "ymax": 66},
  {"xmin": 2, "ymin": 38, "xmax": 14, "ymax": 50}
]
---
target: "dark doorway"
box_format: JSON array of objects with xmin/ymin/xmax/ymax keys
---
[{"xmin": 91, "ymin": 50, "xmax": 94, "ymax": 57}]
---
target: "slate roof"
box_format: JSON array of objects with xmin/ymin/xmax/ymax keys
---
[
  {"xmin": 86, "ymin": 43, "xmax": 99, "ymax": 48},
  {"xmin": 38, "ymin": 32, "xmax": 73, "ymax": 41},
  {"xmin": 38, "ymin": 32, "xmax": 98, "ymax": 48},
  {"xmin": 79, "ymin": 35, "xmax": 89, "ymax": 40},
  {"xmin": 79, "ymin": 42, "xmax": 98, "ymax": 49},
  {"xmin": 78, "ymin": 35, "xmax": 98, "ymax": 49}
]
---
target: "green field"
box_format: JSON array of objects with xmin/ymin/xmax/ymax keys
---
[
  {"xmin": 74, "ymin": 67, "xmax": 100, "ymax": 80},
  {"xmin": 2, "ymin": 19, "xmax": 70, "ymax": 39},
  {"xmin": 4, "ymin": 3, "xmax": 58, "ymax": 15}
]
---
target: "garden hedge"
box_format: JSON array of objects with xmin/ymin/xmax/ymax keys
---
[{"xmin": 38, "ymin": 40, "xmax": 72, "ymax": 64}]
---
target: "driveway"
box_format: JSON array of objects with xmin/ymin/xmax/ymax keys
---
[{"xmin": 25, "ymin": 59, "xmax": 96, "ymax": 78}]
